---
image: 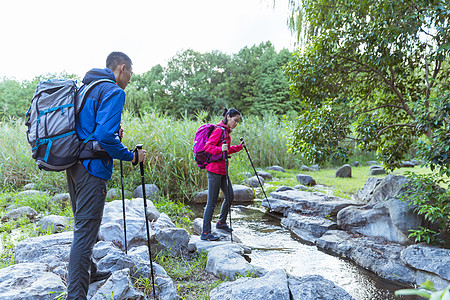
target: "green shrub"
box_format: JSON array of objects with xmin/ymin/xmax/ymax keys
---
[{"xmin": 399, "ymin": 172, "xmax": 450, "ymax": 245}]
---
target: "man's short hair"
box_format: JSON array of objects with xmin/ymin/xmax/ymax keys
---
[{"xmin": 106, "ymin": 52, "xmax": 132, "ymax": 71}]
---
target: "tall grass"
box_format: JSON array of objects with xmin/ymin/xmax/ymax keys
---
[{"xmin": 0, "ymin": 112, "xmax": 299, "ymax": 201}]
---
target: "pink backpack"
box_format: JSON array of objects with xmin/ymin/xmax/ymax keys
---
[{"xmin": 193, "ymin": 124, "xmax": 225, "ymax": 169}]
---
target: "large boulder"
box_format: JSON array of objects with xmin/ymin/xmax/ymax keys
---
[
  {"xmin": 1, "ymin": 206, "xmax": 38, "ymax": 222},
  {"xmin": 99, "ymin": 198, "xmax": 160, "ymax": 252},
  {"xmin": 37, "ymin": 215, "xmax": 71, "ymax": 234},
  {"xmin": 0, "ymin": 263, "xmax": 66, "ymax": 300},
  {"xmin": 337, "ymin": 175, "xmax": 422, "ymax": 244},
  {"xmin": 191, "ymin": 185, "xmax": 253, "ymax": 204},
  {"xmin": 210, "ymin": 269, "xmax": 289, "ymax": 300},
  {"xmin": 205, "ymin": 244, "xmax": 266, "ymax": 280},
  {"xmin": 335, "ymin": 164, "xmax": 352, "ymax": 178},
  {"xmin": 266, "ymin": 166, "xmax": 285, "ymax": 172},
  {"xmin": 296, "ymin": 174, "xmax": 316, "ymax": 186},
  {"xmin": 289, "ymin": 274, "xmax": 355, "ymax": 300},
  {"xmin": 246, "ymin": 176, "xmax": 264, "ymax": 188},
  {"xmin": 132, "ymin": 184, "xmax": 160, "ymax": 200}
]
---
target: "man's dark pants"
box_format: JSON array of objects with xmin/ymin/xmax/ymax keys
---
[{"xmin": 66, "ymin": 161, "xmax": 107, "ymax": 300}]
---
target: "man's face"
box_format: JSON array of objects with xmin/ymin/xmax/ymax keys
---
[{"xmin": 117, "ymin": 64, "xmax": 133, "ymax": 89}]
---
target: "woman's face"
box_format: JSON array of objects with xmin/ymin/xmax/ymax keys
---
[{"xmin": 227, "ymin": 114, "xmax": 241, "ymax": 129}]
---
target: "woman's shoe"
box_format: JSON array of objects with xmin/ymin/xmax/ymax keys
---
[
  {"xmin": 216, "ymin": 222, "xmax": 233, "ymax": 233},
  {"xmin": 201, "ymin": 232, "xmax": 220, "ymax": 241}
]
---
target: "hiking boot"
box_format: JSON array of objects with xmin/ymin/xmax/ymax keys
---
[
  {"xmin": 216, "ymin": 222, "xmax": 233, "ymax": 233},
  {"xmin": 200, "ymin": 232, "xmax": 220, "ymax": 241},
  {"xmin": 90, "ymin": 270, "xmax": 112, "ymax": 283}
]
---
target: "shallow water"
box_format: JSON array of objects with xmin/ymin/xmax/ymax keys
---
[{"xmin": 192, "ymin": 203, "xmax": 420, "ymax": 300}]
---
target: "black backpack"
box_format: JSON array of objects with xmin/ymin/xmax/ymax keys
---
[{"xmin": 25, "ymin": 78, "xmax": 114, "ymax": 171}]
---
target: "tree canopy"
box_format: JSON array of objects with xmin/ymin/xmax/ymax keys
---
[{"xmin": 284, "ymin": 0, "xmax": 450, "ymax": 174}]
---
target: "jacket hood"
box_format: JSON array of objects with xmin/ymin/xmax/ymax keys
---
[{"xmin": 82, "ymin": 68, "xmax": 116, "ymax": 85}]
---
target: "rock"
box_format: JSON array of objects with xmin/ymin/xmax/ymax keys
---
[
  {"xmin": 256, "ymin": 171, "xmax": 272, "ymax": 181},
  {"xmin": 352, "ymin": 161, "xmax": 360, "ymax": 167},
  {"xmin": 296, "ymin": 174, "xmax": 316, "ymax": 186},
  {"xmin": 300, "ymin": 165, "xmax": 312, "ymax": 172},
  {"xmin": 1, "ymin": 206, "xmax": 38, "ymax": 222},
  {"xmin": 274, "ymin": 186, "xmax": 294, "ymax": 192},
  {"xmin": 37, "ymin": 215, "xmax": 70, "ymax": 234},
  {"xmin": 210, "ymin": 269, "xmax": 289, "ymax": 300},
  {"xmin": 14, "ymin": 190, "xmax": 45, "ymax": 200},
  {"xmin": 310, "ymin": 165, "xmax": 320, "ymax": 171},
  {"xmin": 370, "ymin": 167, "xmax": 386, "ymax": 175},
  {"xmin": 89, "ymin": 268, "xmax": 145, "ymax": 300},
  {"xmin": 401, "ymin": 161, "xmax": 415, "ymax": 168},
  {"xmin": 233, "ymin": 185, "xmax": 255, "ymax": 203},
  {"xmin": 266, "ymin": 166, "xmax": 285, "ymax": 172},
  {"xmin": 192, "ymin": 185, "xmax": 253, "ymax": 205},
  {"xmin": 15, "ymin": 231, "xmax": 73, "ymax": 272},
  {"xmin": 23, "ymin": 183, "xmax": 38, "ymax": 190},
  {"xmin": 0, "ymin": 263, "xmax": 66, "ymax": 299},
  {"xmin": 294, "ymin": 184, "xmax": 309, "ymax": 191},
  {"xmin": 106, "ymin": 188, "xmax": 132, "ymax": 201},
  {"xmin": 317, "ymin": 230, "xmax": 416, "ymax": 285},
  {"xmin": 368, "ymin": 175, "xmax": 408, "ymax": 204},
  {"xmin": 93, "ymin": 243, "xmax": 178, "ymax": 300},
  {"xmin": 289, "ymin": 274, "xmax": 355, "ymax": 300},
  {"xmin": 48, "ymin": 193, "xmax": 70, "ymax": 208},
  {"xmin": 337, "ymin": 196, "xmax": 421, "ymax": 245},
  {"xmin": 281, "ymin": 213, "xmax": 337, "ymax": 243},
  {"xmin": 265, "ymin": 190, "xmax": 361, "ymax": 217},
  {"xmin": 132, "ymin": 184, "xmax": 160, "ymax": 200},
  {"xmin": 335, "ymin": 164, "xmax": 352, "ymax": 178},
  {"xmin": 247, "ymin": 176, "xmax": 264, "ymax": 188},
  {"xmin": 153, "ymin": 214, "xmax": 190, "ymax": 255},
  {"xmin": 356, "ymin": 177, "xmax": 382, "ymax": 203},
  {"xmin": 191, "ymin": 190, "xmax": 209, "ymax": 204},
  {"xmin": 99, "ymin": 198, "xmax": 161, "ymax": 252},
  {"xmin": 401, "ymin": 244, "xmax": 450, "ymax": 282},
  {"xmin": 206, "ymin": 244, "xmax": 266, "ymax": 280},
  {"xmin": 240, "ymin": 171, "xmax": 252, "ymax": 178},
  {"xmin": 366, "ymin": 161, "xmax": 379, "ymax": 166}
]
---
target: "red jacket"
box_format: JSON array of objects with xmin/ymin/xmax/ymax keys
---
[{"xmin": 205, "ymin": 121, "xmax": 243, "ymax": 175}]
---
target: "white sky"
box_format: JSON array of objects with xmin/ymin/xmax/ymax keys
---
[{"xmin": 1, "ymin": 0, "xmax": 296, "ymax": 81}]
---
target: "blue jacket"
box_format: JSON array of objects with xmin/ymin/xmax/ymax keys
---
[{"xmin": 76, "ymin": 68, "xmax": 134, "ymax": 180}]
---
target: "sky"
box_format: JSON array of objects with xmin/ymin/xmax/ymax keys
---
[{"xmin": 1, "ymin": 0, "xmax": 297, "ymax": 81}]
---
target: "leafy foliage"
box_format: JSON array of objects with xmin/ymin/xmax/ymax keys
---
[
  {"xmin": 127, "ymin": 42, "xmax": 295, "ymax": 118},
  {"xmin": 284, "ymin": 0, "xmax": 450, "ymax": 170},
  {"xmin": 395, "ymin": 280, "xmax": 450, "ymax": 299},
  {"xmin": 399, "ymin": 172, "xmax": 450, "ymax": 244}
]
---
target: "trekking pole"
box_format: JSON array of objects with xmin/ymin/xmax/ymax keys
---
[
  {"xmin": 119, "ymin": 129, "xmax": 127, "ymax": 254},
  {"xmin": 240, "ymin": 137, "xmax": 272, "ymax": 211},
  {"xmin": 135, "ymin": 144, "xmax": 156, "ymax": 298},
  {"xmin": 223, "ymin": 141, "xmax": 233, "ymax": 243},
  {"xmin": 120, "ymin": 159, "xmax": 128, "ymax": 254}
]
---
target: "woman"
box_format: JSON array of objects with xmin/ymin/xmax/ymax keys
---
[{"xmin": 201, "ymin": 108, "xmax": 244, "ymax": 241}]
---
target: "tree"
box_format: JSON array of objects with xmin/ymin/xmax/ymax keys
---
[{"xmin": 284, "ymin": 0, "xmax": 450, "ymax": 172}]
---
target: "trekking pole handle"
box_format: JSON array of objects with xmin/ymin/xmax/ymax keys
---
[{"xmin": 133, "ymin": 144, "xmax": 143, "ymax": 166}]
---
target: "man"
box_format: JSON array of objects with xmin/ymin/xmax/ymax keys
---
[{"xmin": 66, "ymin": 51, "xmax": 146, "ymax": 299}]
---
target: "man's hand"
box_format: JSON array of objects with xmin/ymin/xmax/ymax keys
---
[{"xmin": 132, "ymin": 149, "xmax": 146, "ymax": 164}]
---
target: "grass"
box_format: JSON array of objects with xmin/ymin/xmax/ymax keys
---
[
  {"xmin": 154, "ymin": 250, "xmax": 223, "ymax": 299},
  {"xmin": 266, "ymin": 164, "xmax": 437, "ymax": 200}
]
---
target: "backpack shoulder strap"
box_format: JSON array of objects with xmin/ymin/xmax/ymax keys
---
[
  {"xmin": 77, "ymin": 79, "xmax": 116, "ymax": 144},
  {"xmin": 76, "ymin": 79, "xmax": 116, "ymax": 115}
]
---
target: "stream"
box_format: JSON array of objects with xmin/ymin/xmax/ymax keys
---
[{"xmin": 191, "ymin": 201, "xmax": 420, "ymax": 300}]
